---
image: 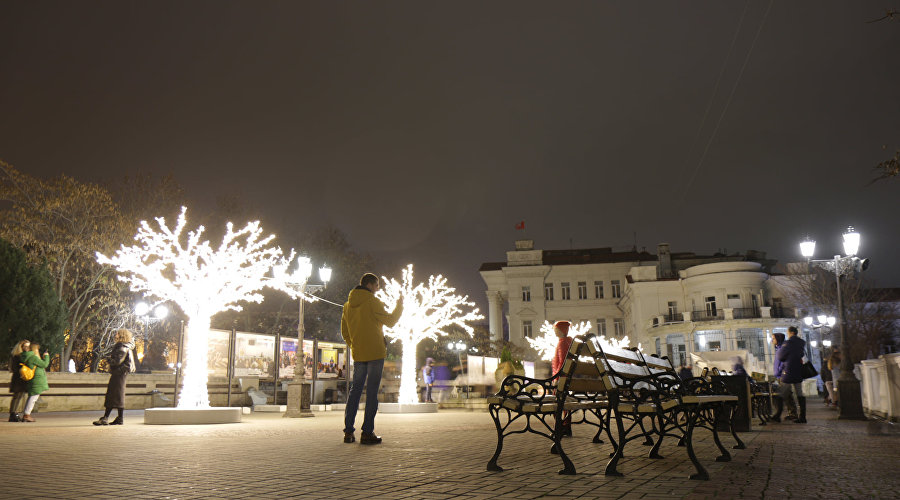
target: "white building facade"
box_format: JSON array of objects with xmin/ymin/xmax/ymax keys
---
[{"xmin": 481, "ymin": 241, "xmax": 803, "ymax": 373}]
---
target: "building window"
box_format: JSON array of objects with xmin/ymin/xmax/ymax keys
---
[
  {"xmin": 594, "ymin": 281, "xmax": 604, "ymax": 299},
  {"xmin": 705, "ymin": 296, "xmax": 717, "ymax": 316},
  {"xmin": 523, "ymin": 320, "xmax": 533, "ymax": 338},
  {"xmin": 561, "ymin": 282, "xmax": 571, "ymax": 300},
  {"xmin": 577, "ymin": 281, "xmax": 587, "ymax": 300},
  {"xmin": 727, "ymin": 294, "xmax": 740, "ymax": 300},
  {"xmin": 611, "ymin": 280, "xmax": 621, "ymax": 298},
  {"xmin": 597, "ymin": 319, "xmax": 607, "ymax": 336},
  {"xmin": 613, "ymin": 318, "xmax": 625, "ymax": 337},
  {"xmin": 522, "ymin": 286, "xmax": 531, "ymax": 302},
  {"xmin": 544, "ymin": 283, "xmax": 554, "ymax": 301},
  {"xmin": 667, "ymin": 301, "xmax": 678, "ymax": 317}
]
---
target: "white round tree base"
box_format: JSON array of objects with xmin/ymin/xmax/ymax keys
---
[
  {"xmin": 377, "ymin": 402, "xmax": 438, "ymax": 414},
  {"xmin": 144, "ymin": 407, "xmax": 242, "ymax": 425}
]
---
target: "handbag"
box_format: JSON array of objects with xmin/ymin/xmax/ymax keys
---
[
  {"xmin": 19, "ymin": 362, "xmax": 35, "ymax": 381},
  {"xmin": 800, "ymin": 360, "xmax": 818, "ymax": 379}
]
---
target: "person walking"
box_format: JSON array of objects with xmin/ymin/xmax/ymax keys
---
[
  {"xmin": 551, "ymin": 320, "xmax": 573, "ymax": 436},
  {"xmin": 772, "ymin": 326, "xmax": 808, "ymax": 424},
  {"xmin": 93, "ymin": 329, "xmax": 136, "ymax": 426},
  {"xmin": 20, "ymin": 342, "xmax": 50, "ymax": 423},
  {"xmin": 8, "ymin": 339, "xmax": 31, "ymax": 422},
  {"xmin": 340, "ymin": 273, "xmax": 403, "ymax": 445},
  {"xmin": 421, "ymin": 357, "xmax": 435, "ymax": 403}
]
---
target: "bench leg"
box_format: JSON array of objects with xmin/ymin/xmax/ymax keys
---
[
  {"xmin": 638, "ymin": 417, "xmax": 654, "ymax": 446},
  {"xmin": 486, "ymin": 405, "xmax": 505, "ymax": 472},
  {"xmin": 648, "ymin": 412, "xmax": 666, "ymax": 459},
  {"xmin": 551, "ymin": 409, "xmax": 576, "ymax": 475},
  {"xmin": 604, "ymin": 409, "xmax": 626, "ymax": 477},
  {"xmin": 728, "ymin": 403, "xmax": 745, "ymax": 450},
  {"xmin": 685, "ymin": 407, "xmax": 709, "ymax": 480},
  {"xmin": 711, "ymin": 406, "xmax": 731, "ymax": 462}
]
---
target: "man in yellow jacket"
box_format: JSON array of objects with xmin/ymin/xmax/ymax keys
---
[{"xmin": 341, "ymin": 273, "xmax": 403, "ymax": 444}]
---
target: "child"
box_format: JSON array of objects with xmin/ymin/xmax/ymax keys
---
[{"xmin": 551, "ymin": 321, "xmax": 573, "ymax": 437}]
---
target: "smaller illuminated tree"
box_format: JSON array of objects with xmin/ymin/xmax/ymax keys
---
[
  {"xmin": 97, "ymin": 207, "xmax": 304, "ymax": 408},
  {"xmin": 376, "ymin": 264, "xmax": 483, "ymax": 404},
  {"xmin": 527, "ymin": 320, "xmax": 641, "ymax": 361}
]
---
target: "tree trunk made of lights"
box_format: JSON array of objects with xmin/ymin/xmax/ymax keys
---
[{"xmin": 178, "ymin": 316, "xmax": 211, "ymax": 408}]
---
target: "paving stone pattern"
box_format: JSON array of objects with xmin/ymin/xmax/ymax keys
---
[{"xmin": 3, "ymin": 399, "xmax": 898, "ymax": 499}]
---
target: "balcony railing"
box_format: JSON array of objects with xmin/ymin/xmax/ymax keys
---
[
  {"xmin": 692, "ymin": 309, "xmax": 724, "ymax": 321},
  {"xmin": 732, "ymin": 307, "xmax": 761, "ymax": 319},
  {"xmin": 769, "ymin": 307, "xmax": 795, "ymax": 319},
  {"xmin": 664, "ymin": 313, "xmax": 683, "ymax": 323}
]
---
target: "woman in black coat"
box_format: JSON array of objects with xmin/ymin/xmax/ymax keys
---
[
  {"xmin": 8, "ymin": 339, "xmax": 31, "ymax": 422},
  {"xmin": 93, "ymin": 329, "xmax": 135, "ymax": 426}
]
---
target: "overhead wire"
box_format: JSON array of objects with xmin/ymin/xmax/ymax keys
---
[{"xmin": 678, "ymin": 0, "xmax": 776, "ymax": 204}]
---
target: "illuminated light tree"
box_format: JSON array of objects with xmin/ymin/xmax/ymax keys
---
[
  {"xmin": 97, "ymin": 207, "xmax": 303, "ymax": 408},
  {"xmin": 376, "ymin": 264, "xmax": 483, "ymax": 404},
  {"xmin": 527, "ymin": 320, "xmax": 641, "ymax": 361},
  {"xmin": 527, "ymin": 321, "xmax": 593, "ymax": 361}
]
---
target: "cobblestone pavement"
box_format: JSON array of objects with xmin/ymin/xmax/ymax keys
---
[{"xmin": 3, "ymin": 398, "xmax": 898, "ymax": 499}]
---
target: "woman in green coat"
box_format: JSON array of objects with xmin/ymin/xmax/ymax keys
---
[{"xmin": 20, "ymin": 342, "xmax": 50, "ymax": 422}]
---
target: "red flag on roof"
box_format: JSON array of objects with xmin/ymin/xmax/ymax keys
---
[{"xmin": 515, "ymin": 221, "xmax": 525, "ymax": 230}]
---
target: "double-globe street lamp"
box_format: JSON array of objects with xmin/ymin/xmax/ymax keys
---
[
  {"xmin": 799, "ymin": 226, "xmax": 869, "ymax": 420},
  {"xmin": 448, "ymin": 340, "xmax": 468, "ymax": 399},
  {"xmin": 282, "ymin": 257, "xmax": 332, "ymax": 418},
  {"xmin": 134, "ymin": 301, "xmax": 168, "ymax": 366}
]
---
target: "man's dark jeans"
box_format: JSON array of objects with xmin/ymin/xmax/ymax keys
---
[{"xmin": 344, "ymin": 358, "xmax": 384, "ymax": 435}]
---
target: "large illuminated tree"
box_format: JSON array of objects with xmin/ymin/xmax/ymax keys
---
[
  {"xmin": 97, "ymin": 207, "xmax": 302, "ymax": 408},
  {"xmin": 376, "ymin": 264, "xmax": 483, "ymax": 404}
]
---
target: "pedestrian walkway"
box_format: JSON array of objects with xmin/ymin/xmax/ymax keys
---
[{"xmin": 2, "ymin": 398, "xmax": 898, "ymax": 499}]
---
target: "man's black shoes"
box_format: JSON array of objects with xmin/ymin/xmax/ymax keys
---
[
  {"xmin": 360, "ymin": 432, "xmax": 382, "ymax": 445},
  {"xmin": 343, "ymin": 432, "xmax": 355, "ymax": 443}
]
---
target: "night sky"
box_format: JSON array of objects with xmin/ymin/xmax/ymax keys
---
[{"xmin": 2, "ymin": 1, "xmax": 898, "ymax": 310}]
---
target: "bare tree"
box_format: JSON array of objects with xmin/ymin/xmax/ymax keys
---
[{"xmin": 782, "ymin": 266, "xmax": 898, "ymax": 361}]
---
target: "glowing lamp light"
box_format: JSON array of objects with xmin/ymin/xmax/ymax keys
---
[
  {"xmin": 376, "ymin": 264, "xmax": 483, "ymax": 404},
  {"xmin": 803, "ymin": 316, "xmax": 813, "ymax": 326},
  {"xmin": 799, "ymin": 237, "xmax": 816, "ymax": 259},
  {"xmin": 827, "ymin": 316, "xmax": 836, "ymax": 327},
  {"xmin": 154, "ymin": 305, "xmax": 168, "ymax": 320},
  {"xmin": 319, "ymin": 265, "xmax": 333, "ymax": 283},
  {"xmin": 135, "ymin": 302, "xmax": 150, "ymax": 317},
  {"xmin": 810, "ymin": 340, "xmax": 818, "ymax": 348},
  {"xmin": 97, "ymin": 206, "xmax": 305, "ymax": 409},
  {"xmin": 817, "ymin": 314, "xmax": 828, "ymax": 325},
  {"xmin": 842, "ymin": 226, "xmax": 860, "ymax": 256},
  {"xmin": 823, "ymin": 340, "xmax": 832, "ymax": 347},
  {"xmin": 295, "ymin": 256, "xmax": 313, "ymax": 281}
]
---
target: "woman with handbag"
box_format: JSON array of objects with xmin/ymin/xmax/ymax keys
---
[
  {"xmin": 8, "ymin": 339, "xmax": 31, "ymax": 422},
  {"xmin": 93, "ymin": 329, "xmax": 135, "ymax": 426},
  {"xmin": 20, "ymin": 342, "xmax": 50, "ymax": 423}
]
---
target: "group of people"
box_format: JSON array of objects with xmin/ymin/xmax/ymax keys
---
[
  {"xmin": 7, "ymin": 339, "xmax": 50, "ymax": 422},
  {"xmin": 7, "ymin": 329, "xmax": 136, "ymax": 425}
]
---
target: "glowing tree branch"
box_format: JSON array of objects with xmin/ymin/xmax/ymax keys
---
[
  {"xmin": 97, "ymin": 206, "xmax": 303, "ymax": 408},
  {"xmin": 527, "ymin": 320, "xmax": 641, "ymax": 361},
  {"xmin": 376, "ymin": 264, "xmax": 483, "ymax": 404}
]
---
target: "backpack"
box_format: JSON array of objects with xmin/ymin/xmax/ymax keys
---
[{"xmin": 19, "ymin": 362, "xmax": 35, "ymax": 381}]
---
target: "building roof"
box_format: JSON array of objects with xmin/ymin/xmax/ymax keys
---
[{"xmin": 479, "ymin": 247, "xmax": 656, "ymax": 272}]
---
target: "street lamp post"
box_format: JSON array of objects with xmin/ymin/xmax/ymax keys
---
[
  {"xmin": 134, "ymin": 302, "xmax": 168, "ymax": 369},
  {"xmin": 448, "ymin": 341, "xmax": 468, "ymax": 399},
  {"xmin": 799, "ymin": 227, "xmax": 869, "ymax": 420},
  {"xmin": 283, "ymin": 258, "xmax": 331, "ymax": 418}
]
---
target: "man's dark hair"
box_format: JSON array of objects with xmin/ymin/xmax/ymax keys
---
[
  {"xmin": 360, "ymin": 273, "xmax": 378, "ymax": 288},
  {"xmin": 773, "ymin": 332, "xmax": 785, "ymax": 343},
  {"xmin": 788, "ymin": 326, "xmax": 798, "ymax": 335}
]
